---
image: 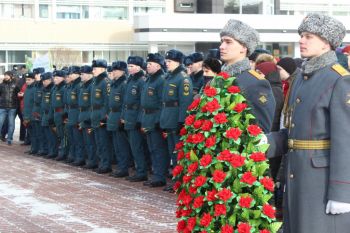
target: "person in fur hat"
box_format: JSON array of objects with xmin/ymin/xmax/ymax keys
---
[{"xmin": 267, "ymin": 13, "xmax": 350, "ymax": 233}]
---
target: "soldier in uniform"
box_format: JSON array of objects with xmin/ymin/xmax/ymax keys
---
[
  {"xmin": 65, "ymin": 66, "xmax": 85, "ymax": 166},
  {"xmin": 52, "ymin": 70, "xmax": 69, "ymax": 161},
  {"xmin": 189, "ymin": 52, "xmax": 204, "ymax": 96},
  {"xmin": 160, "ymin": 49, "xmax": 193, "ymax": 192},
  {"xmin": 220, "ymin": 19, "xmax": 275, "ymax": 133},
  {"xmin": 267, "ymin": 13, "xmax": 350, "ymax": 233},
  {"xmin": 40, "ymin": 72, "xmax": 58, "ymax": 159},
  {"xmin": 141, "ymin": 53, "xmax": 169, "ymax": 187},
  {"xmin": 32, "ymin": 67, "xmax": 48, "ymax": 156},
  {"xmin": 23, "ymin": 72, "xmax": 36, "ymax": 154},
  {"xmin": 78, "ymin": 65, "xmax": 98, "ymax": 169},
  {"xmin": 107, "ymin": 61, "xmax": 132, "ymax": 178},
  {"xmin": 121, "ymin": 56, "xmax": 147, "ymax": 182},
  {"xmin": 183, "ymin": 55, "xmax": 193, "ymax": 75},
  {"xmin": 91, "ymin": 59, "xmax": 112, "ymax": 174}
]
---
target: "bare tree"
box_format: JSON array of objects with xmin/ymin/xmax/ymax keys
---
[{"xmin": 49, "ymin": 48, "xmax": 82, "ymax": 69}]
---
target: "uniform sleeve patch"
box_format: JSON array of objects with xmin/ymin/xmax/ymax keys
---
[
  {"xmin": 332, "ymin": 64, "xmax": 350, "ymax": 77},
  {"xmin": 258, "ymin": 93, "xmax": 268, "ymax": 104},
  {"xmin": 249, "ymin": 70, "xmax": 265, "ymax": 80}
]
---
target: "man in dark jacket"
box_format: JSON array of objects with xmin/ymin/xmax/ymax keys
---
[{"xmin": 0, "ymin": 71, "xmax": 20, "ymax": 145}]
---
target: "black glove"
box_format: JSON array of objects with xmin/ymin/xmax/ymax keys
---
[
  {"xmin": 62, "ymin": 112, "xmax": 68, "ymax": 120},
  {"xmin": 100, "ymin": 118, "xmax": 107, "ymax": 128},
  {"xmin": 155, "ymin": 122, "xmax": 161, "ymax": 130},
  {"xmin": 135, "ymin": 122, "xmax": 141, "ymax": 130},
  {"xmin": 118, "ymin": 121, "xmax": 125, "ymax": 131},
  {"xmin": 177, "ymin": 122, "xmax": 184, "ymax": 134}
]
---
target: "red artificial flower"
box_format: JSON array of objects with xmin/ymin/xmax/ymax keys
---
[
  {"xmin": 186, "ymin": 134, "xmax": 193, "ymax": 143},
  {"xmin": 206, "ymin": 189, "xmax": 217, "ymax": 201},
  {"xmin": 240, "ymin": 172, "xmax": 257, "ymax": 185},
  {"xmin": 226, "ymin": 127, "xmax": 242, "ymax": 141},
  {"xmin": 178, "ymin": 191, "xmax": 193, "ymax": 206},
  {"xmin": 239, "ymin": 196, "xmax": 253, "ymax": 208},
  {"xmin": 214, "ymin": 204, "xmax": 227, "ymax": 216},
  {"xmin": 247, "ymin": 124, "xmax": 262, "ymax": 136},
  {"xmin": 217, "ymin": 188, "xmax": 233, "ymax": 201},
  {"xmin": 176, "ymin": 209, "xmax": 181, "ymax": 218},
  {"xmin": 200, "ymin": 154, "xmax": 213, "ymax": 167},
  {"xmin": 217, "ymin": 150, "xmax": 233, "ymax": 161},
  {"xmin": 193, "ymin": 196, "xmax": 205, "ymax": 209},
  {"xmin": 260, "ymin": 230, "xmax": 271, "ymax": 233},
  {"xmin": 183, "ymin": 175, "xmax": 192, "ymax": 184},
  {"xmin": 177, "ymin": 220, "xmax": 186, "ymax": 232},
  {"xmin": 230, "ymin": 154, "xmax": 246, "ymax": 168},
  {"xmin": 205, "ymin": 135, "xmax": 216, "ymax": 148},
  {"xmin": 177, "ymin": 150, "xmax": 185, "ymax": 160},
  {"xmin": 233, "ymin": 103, "xmax": 247, "ymax": 113},
  {"xmin": 193, "ymin": 119, "xmax": 203, "ymax": 129},
  {"xmin": 188, "ymin": 98, "xmax": 201, "ymax": 110},
  {"xmin": 181, "ymin": 208, "xmax": 192, "ymax": 217},
  {"xmin": 237, "ymin": 222, "xmax": 252, "ymax": 233},
  {"xmin": 260, "ymin": 177, "xmax": 275, "ymax": 192},
  {"xmin": 188, "ymin": 162, "xmax": 199, "ymax": 174},
  {"xmin": 213, "ymin": 170, "xmax": 227, "ymax": 183},
  {"xmin": 221, "ymin": 225, "xmax": 234, "ymax": 233},
  {"xmin": 186, "ymin": 217, "xmax": 197, "ymax": 231},
  {"xmin": 214, "ymin": 112, "xmax": 228, "ymax": 124},
  {"xmin": 227, "ymin": 85, "xmax": 240, "ymax": 94},
  {"xmin": 191, "ymin": 133, "xmax": 205, "ymax": 144},
  {"xmin": 185, "ymin": 152, "xmax": 191, "ymax": 160},
  {"xmin": 185, "ymin": 114, "xmax": 196, "ymax": 126},
  {"xmin": 194, "ymin": 175, "xmax": 207, "ymax": 187},
  {"xmin": 201, "ymin": 120, "xmax": 213, "ymax": 131},
  {"xmin": 263, "ymin": 204, "xmax": 276, "ymax": 219},
  {"xmin": 189, "ymin": 186, "xmax": 197, "ymax": 194},
  {"xmin": 250, "ymin": 152, "xmax": 266, "ymax": 162},
  {"xmin": 204, "ymin": 86, "xmax": 217, "ymax": 97},
  {"xmin": 175, "ymin": 141, "xmax": 184, "ymax": 150},
  {"xmin": 173, "ymin": 165, "xmax": 184, "ymax": 177},
  {"xmin": 200, "ymin": 212, "xmax": 212, "ymax": 227},
  {"xmin": 218, "ymin": 72, "xmax": 230, "ymax": 79},
  {"xmin": 203, "ymin": 98, "xmax": 221, "ymax": 113},
  {"xmin": 173, "ymin": 181, "xmax": 181, "ymax": 191},
  {"xmin": 179, "ymin": 127, "xmax": 187, "ymax": 136}
]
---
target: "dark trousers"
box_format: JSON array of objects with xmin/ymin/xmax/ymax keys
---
[
  {"xmin": 83, "ymin": 128, "xmax": 97, "ymax": 167},
  {"xmin": 94, "ymin": 127, "xmax": 112, "ymax": 169},
  {"xmin": 43, "ymin": 126, "xmax": 58, "ymax": 156},
  {"xmin": 166, "ymin": 129, "xmax": 180, "ymax": 167},
  {"xmin": 17, "ymin": 110, "xmax": 26, "ymax": 141},
  {"xmin": 127, "ymin": 129, "xmax": 147, "ymax": 177},
  {"xmin": 57, "ymin": 124, "xmax": 68, "ymax": 159},
  {"xmin": 34, "ymin": 121, "xmax": 47, "ymax": 153},
  {"xmin": 72, "ymin": 126, "xmax": 85, "ymax": 163},
  {"xmin": 146, "ymin": 129, "xmax": 169, "ymax": 183},
  {"xmin": 30, "ymin": 121, "xmax": 41, "ymax": 153},
  {"xmin": 112, "ymin": 130, "xmax": 132, "ymax": 174}
]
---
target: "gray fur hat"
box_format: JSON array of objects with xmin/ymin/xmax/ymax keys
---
[
  {"xmin": 298, "ymin": 13, "xmax": 346, "ymax": 49},
  {"xmin": 220, "ymin": 19, "xmax": 259, "ymax": 56}
]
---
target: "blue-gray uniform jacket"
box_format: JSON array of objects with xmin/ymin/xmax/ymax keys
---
[
  {"xmin": 140, "ymin": 69, "xmax": 165, "ymax": 131},
  {"xmin": 267, "ymin": 63, "xmax": 350, "ymax": 233},
  {"xmin": 107, "ymin": 75, "xmax": 127, "ymax": 131},
  {"xmin": 236, "ymin": 70, "xmax": 275, "ymax": 133},
  {"xmin": 41, "ymin": 83, "xmax": 54, "ymax": 127},
  {"xmin": 78, "ymin": 78, "xmax": 93, "ymax": 129},
  {"xmin": 32, "ymin": 81, "xmax": 43, "ymax": 121},
  {"xmin": 51, "ymin": 82, "xmax": 66, "ymax": 126},
  {"xmin": 191, "ymin": 70, "xmax": 204, "ymax": 96},
  {"xmin": 66, "ymin": 77, "xmax": 81, "ymax": 126},
  {"xmin": 160, "ymin": 65, "xmax": 193, "ymax": 129},
  {"xmin": 121, "ymin": 70, "xmax": 145, "ymax": 130},
  {"xmin": 23, "ymin": 83, "xmax": 35, "ymax": 121},
  {"xmin": 90, "ymin": 72, "xmax": 110, "ymax": 128}
]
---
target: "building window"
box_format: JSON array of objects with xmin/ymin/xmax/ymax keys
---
[
  {"xmin": 224, "ymin": 0, "xmax": 240, "ymax": 14},
  {"xmin": 39, "ymin": 4, "xmax": 49, "ymax": 18},
  {"xmin": 56, "ymin": 5, "xmax": 81, "ymax": 19},
  {"xmin": 0, "ymin": 4, "xmax": 34, "ymax": 18},
  {"xmin": 8, "ymin": 51, "xmax": 32, "ymax": 63},
  {"xmin": 134, "ymin": 7, "xmax": 164, "ymax": 14},
  {"xmin": 102, "ymin": 7, "xmax": 128, "ymax": 19},
  {"xmin": 82, "ymin": 5, "xmax": 89, "ymax": 19},
  {"xmin": 0, "ymin": 51, "xmax": 6, "ymax": 63}
]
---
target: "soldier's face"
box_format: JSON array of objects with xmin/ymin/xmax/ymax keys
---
[
  {"xmin": 81, "ymin": 73, "xmax": 92, "ymax": 82},
  {"xmin": 220, "ymin": 36, "xmax": 247, "ymax": 65},
  {"xmin": 53, "ymin": 76, "xmax": 64, "ymax": 85},
  {"xmin": 92, "ymin": 67, "xmax": 105, "ymax": 77},
  {"xmin": 113, "ymin": 70, "xmax": 124, "ymax": 79},
  {"xmin": 190, "ymin": 61, "xmax": 203, "ymax": 74},
  {"xmin": 25, "ymin": 78, "xmax": 34, "ymax": 85},
  {"xmin": 299, "ymin": 32, "xmax": 331, "ymax": 58},
  {"xmin": 146, "ymin": 62, "xmax": 160, "ymax": 75},
  {"xmin": 42, "ymin": 79, "xmax": 52, "ymax": 87},
  {"xmin": 127, "ymin": 64, "xmax": 141, "ymax": 75},
  {"xmin": 165, "ymin": 59, "xmax": 180, "ymax": 72},
  {"xmin": 34, "ymin": 74, "xmax": 41, "ymax": 81}
]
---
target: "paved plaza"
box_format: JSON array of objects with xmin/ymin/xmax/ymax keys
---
[{"xmin": 0, "ymin": 138, "xmax": 177, "ymax": 233}]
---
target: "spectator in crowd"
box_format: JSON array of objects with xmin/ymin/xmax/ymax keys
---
[{"xmin": 0, "ymin": 71, "xmax": 20, "ymax": 145}]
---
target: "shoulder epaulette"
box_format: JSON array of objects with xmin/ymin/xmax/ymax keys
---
[
  {"xmin": 332, "ymin": 64, "xmax": 350, "ymax": 77},
  {"xmin": 248, "ymin": 70, "xmax": 265, "ymax": 80}
]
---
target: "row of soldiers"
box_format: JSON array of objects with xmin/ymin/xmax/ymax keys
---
[{"xmin": 22, "ymin": 49, "xmax": 213, "ymax": 190}]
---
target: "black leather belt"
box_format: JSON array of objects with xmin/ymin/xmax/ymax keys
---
[
  {"xmin": 69, "ymin": 104, "xmax": 78, "ymax": 109},
  {"xmin": 92, "ymin": 105, "xmax": 101, "ymax": 110},
  {"xmin": 110, "ymin": 107, "xmax": 121, "ymax": 112},
  {"xmin": 163, "ymin": 101, "xmax": 178, "ymax": 107},
  {"xmin": 80, "ymin": 106, "xmax": 90, "ymax": 112},
  {"xmin": 143, "ymin": 108, "xmax": 159, "ymax": 114},
  {"xmin": 125, "ymin": 104, "xmax": 139, "ymax": 110}
]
